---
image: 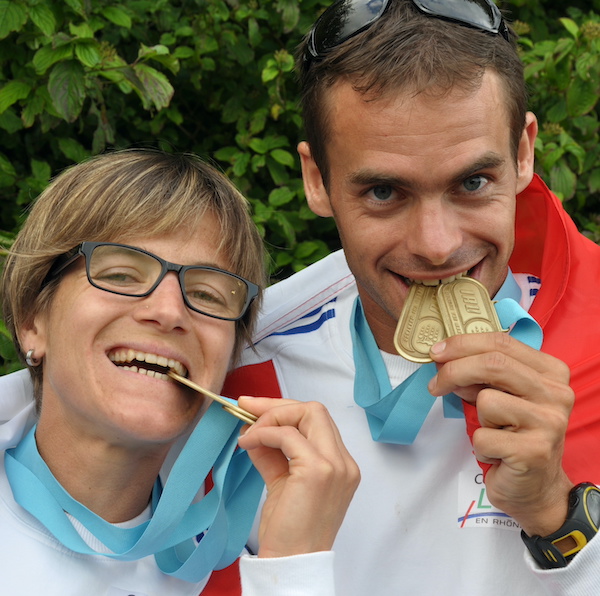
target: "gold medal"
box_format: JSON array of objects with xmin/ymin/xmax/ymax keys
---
[
  {"xmin": 436, "ymin": 277, "xmax": 503, "ymax": 336},
  {"xmin": 394, "ymin": 277, "xmax": 504, "ymax": 363},
  {"xmin": 393, "ymin": 283, "xmax": 447, "ymax": 363}
]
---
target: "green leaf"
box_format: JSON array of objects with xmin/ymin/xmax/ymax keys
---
[
  {"xmin": 0, "ymin": 1, "xmax": 27, "ymax": 40},
  {"xmin": 33, "ymin": 44, "xmax": 74, "ymax": 75},
  {"xmin": 566, "ymin": 77, "xmax": 598, "ymax": 117},
  {"xmin": 0, "ymin": 152, "xmax": 16, "ymax": 177},
  {"xmin": 0, "ymin": 108, "xmax": 23, "ymax": 133},
  {"xmin": 58, "ymin": 137, "xmax": 89, "ymax": 162},
  {"xmin": 249, "ymin": 138, "xmax": 268, "ymax": 154},
  {"xmin": 268, "ymin": 186, "xmax": 295, "ymax": 207},
  {"xmin": 21, "ymin": 89, "xmax": 46, "ymax": 128},
  {"xmin": 575, "ymin": 52, "xmax": 598, "ymax": 81},
  {"xmin": 0, "ymin": 81, "xmax": 31, "ymax": 114},
  {"xmin": 63, "ymin": 0, "xmax": 86, "ymax": 17},
  {"xmin": 75, "ymin": 42, "xmax": 101, "ymax": 68},
  {"xmin": 69, "ymin": 21, "xmax": 94, "ymax": 39},
  {"xmin": 133, "ymin": 63, "xmax": 174, "ymax": 110},
  {"xmin": 588, "ymin": 168, "xmax": 600, "ymax": 194},
  {"xmin": 559, "ymin": 18, "xmax": 579, "ymax": 39},
  {"xmin": 232, "ymin": 152, "xmax": 250, "ymax": 177},
  {"xmin": 550, "ymin": 159, "xmax": 577, "ymax": 201},
  {"xmin": 276, "ymin": 0, "xmax": 300, "ymax": 32},
  {"xmin": 213, "ymin": 146, "xmax": 239, "ymax": 162},
  {"xmin": 270, "ymin": 148, "xmax": 295, "ymax": 167},
  {"xmin": 248, "ymin": 17, "xmax": 261, "ymax": 47},
  {"xmin": 138, "ymin": 44, "xmax": 170, "ymax": 59},
  {"xmin": 261, "ymin": 61, "xmax": 279, "ymax": 83},
  {"xmin": 28, "ymin": 3, "xmax": 56, "ymax": 37},
  {"xmin": 101, "ymin": 6, "xmax": 132, "ymax": 29},
  {"xmin": 272, "ymin": 211, "xmax": 296, "ymax": 245},
  {"xmin": 173, "ymin": 46, "xmax": 195, "ymax": 59},
  {"xmin": 546, "ymin": 100, "xmax": 567, "ymax": 123},
  {"xmin": 30, "ymin": 158, "xmax": 51, "ymax": 182},
  {"xmin": 48, "ymin": 61, "xmax": 86, "ymax": 122}
]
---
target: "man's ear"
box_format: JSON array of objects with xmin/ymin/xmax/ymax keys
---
[
  {"xmin": 516, "ymin": 111, "xmax": 538, "ymax": 194},
  {"xmin": 298, "ymin": 141, "xmax": 334, "ymax": 217}
]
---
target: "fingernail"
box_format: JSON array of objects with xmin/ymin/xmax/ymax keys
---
[
  {"xmin": 430, "ymin": 341, "xmax": 446, "ymax": 355},
  {"xmin": 239, "ymin": 423, "xmax": 254, "ymax": 437},
  {"xmin": 427, "ymin": 375, "xmax": 438, "ymax": 395}
]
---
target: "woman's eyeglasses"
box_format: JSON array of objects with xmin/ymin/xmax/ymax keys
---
[
  {"xmin": 44, "ymin": 241, "xmax": 259, "ymax": 321},
  {"xmin": 304, "ymin": 0, "xmax": 511, "ymax": 68}
]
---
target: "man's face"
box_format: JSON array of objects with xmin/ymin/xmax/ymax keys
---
[{"xmin": 300, "ymin": 71, "xmax": 536, "ymax": 351}]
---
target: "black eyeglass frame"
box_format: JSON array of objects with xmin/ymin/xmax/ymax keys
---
[
  {"xmin": 44, "ymin": 241, "xmax": 259, "ymax": 322},
  {"xmin": 305, "ymin": 0, "xmax": 511, "ymax": 67}
]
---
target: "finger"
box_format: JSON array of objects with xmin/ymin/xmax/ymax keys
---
[
  {"xmin": 471, "ymin": 425, "xmax": 563, "ymax": 473},
  {"xmin": 430, "ymin": 332, "xmax": 568, "ymax": 380},
  {"xmin": 428, "ymin": 350, "xmax": 572, "ymax": 405},
  {"xmin": 239, "ymin": 398, "xmax": 350, "ymax": 458},
  {"xmin": 475, "ymin": 387, "xmax": 571, "ymax": 433},
  {"xmin": 239, "ymin": 416, "xmax": 357, "ymax": 491}
]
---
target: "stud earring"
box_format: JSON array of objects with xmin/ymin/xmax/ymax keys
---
[{"xmin": 25, "ymin": 349, "xmax": 41, "ymax": 367}]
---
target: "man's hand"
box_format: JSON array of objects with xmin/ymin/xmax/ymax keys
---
[
  {"xmin": 237, "ymin": 397, "xmax": 360, "ymax": 558},
  {"xmin": 427, "ymin": 331, "xmax": 574, "ymax": 537}
]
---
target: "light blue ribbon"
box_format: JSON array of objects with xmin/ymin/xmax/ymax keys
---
[
  {"xmin": 5, "ymin": 401, "xmax": 264, "ymax": 582},
  {"xmin": 351, "ymin": 271, "xmax": 543, "ymax": 444}
]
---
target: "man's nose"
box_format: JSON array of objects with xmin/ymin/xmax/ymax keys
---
[{"xmin": 405, "ymin": 201, "xmax": 463, "ymax": 266}]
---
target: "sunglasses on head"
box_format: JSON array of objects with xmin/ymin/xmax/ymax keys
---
[{"xmin": 304, "ymin": 0, "xmax": 511, "ymax": 67}]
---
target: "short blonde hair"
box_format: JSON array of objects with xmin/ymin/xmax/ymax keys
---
[{"xmin": 1, "ymin": 149, "xmax": 266, "ymax": 402}]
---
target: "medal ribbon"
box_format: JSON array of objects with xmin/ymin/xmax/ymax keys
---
[
  {"xmin": 351, "ymin": 271, "xmax": 543, "ymax": 444},
  {"xmin": 4, "ymin": 401, "xmax": 264, "ymax": 582}
]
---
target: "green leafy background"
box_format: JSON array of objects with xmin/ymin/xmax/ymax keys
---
[{"xmin": 1, "ymin": 0, "xmax": 599, "ymax": 373}]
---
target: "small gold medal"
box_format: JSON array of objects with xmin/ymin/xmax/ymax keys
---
[
  {"xmin": 436, "ymin": 277, "xmax": 503, "ymax": 336},
  {"xmin": 394, "ymin": 277, "xmax": 504, "ymax": 363},
  {"xmin": 393, "ymin": 283, "xmax": 447, "ymax": 363}
]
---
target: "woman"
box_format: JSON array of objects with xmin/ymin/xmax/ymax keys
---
[{"xmin": 0, "ymin": 149, "xmax": 359, "ymax": 595}]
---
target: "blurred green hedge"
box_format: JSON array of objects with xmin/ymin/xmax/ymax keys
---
[{"xmin": 1, "ymin": 0, "xmax": 599, "ymax": 373}]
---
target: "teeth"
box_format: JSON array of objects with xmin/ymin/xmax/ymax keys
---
[
  {"xmin": 109, "ymin": 349, "xmax": 187, "ymax": 378},
  {"xmin": 408, "ymin": 271, "xmax": 468, "ymax": 286}
]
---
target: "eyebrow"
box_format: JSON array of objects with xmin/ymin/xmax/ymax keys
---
[{"xmin": 346, "ymin": 152, "xmax": 507, "ymax": 190}]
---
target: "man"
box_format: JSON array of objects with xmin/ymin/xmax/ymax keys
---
[{"xmin": 224, "ymin": 0, "xmax": 600, "ymax": 593}]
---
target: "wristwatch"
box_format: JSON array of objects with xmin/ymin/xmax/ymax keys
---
[{"xmin": 521, "ymin": 482, "xmax": 600, "ymax": 569}]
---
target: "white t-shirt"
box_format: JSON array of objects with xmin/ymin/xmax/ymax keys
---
[
  {"xmin": 0, "ymin": 372, "xmax": 335, "ymax": 596},
  {"xmin": 234, "ymin": 250, "xmax": 600, "ymax": 596}
]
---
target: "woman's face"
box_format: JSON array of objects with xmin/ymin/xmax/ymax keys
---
[{"xmin": 22, "ymin": 215, "xmax": 237, "ymax": 450}]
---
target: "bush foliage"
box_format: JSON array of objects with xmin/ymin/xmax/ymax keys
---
[{"xmin": 1, "ymin": 0, "xmax": 599, "ymax": 372}]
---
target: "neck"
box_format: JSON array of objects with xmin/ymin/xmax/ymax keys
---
[
  {"xmin": 35, "ymin": 417, "xmax": 167, "ymax": 523},
  {"xmin": 357, "ymin": 290, "xmax": 398, "ymax": 353}
]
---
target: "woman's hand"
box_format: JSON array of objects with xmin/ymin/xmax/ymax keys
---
[{"xmin": 237, "ymin": 397, "xmax": 360, "ymax": 558}]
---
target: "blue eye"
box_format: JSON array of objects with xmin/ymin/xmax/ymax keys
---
[
  {"xmin": 371, "ymin": 185, "xmax": 393, "ymax": 201},
  {"xmin": 463, "ymin": 176, "xmax": 488, "ymax": 192}
]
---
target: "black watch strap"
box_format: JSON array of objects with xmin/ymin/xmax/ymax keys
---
[{"xmin": 521, "ymin": 482, "xmax": 600, "ymax": 569}]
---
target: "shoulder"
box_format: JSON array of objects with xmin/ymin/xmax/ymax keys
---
[
  {"xmin": 254, "ymin": 250, "xmax": 355, "ymax": 341},
  {"xmin": 0, "ymin": 369, "xmax": 36, "ymax": 450}
]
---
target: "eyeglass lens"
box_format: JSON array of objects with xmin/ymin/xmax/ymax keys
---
[{"xmin": 88, "ymin": 244, "xmax": 249, "ymax": 319}]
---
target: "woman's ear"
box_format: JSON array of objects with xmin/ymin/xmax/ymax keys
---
[
  {"xmin": 19, "ymin": 313, "xmax": 48, "ymax": 364},
  {"xmin": 516, "ymin": 111, "xmax": 538, "ymax": 194},
  {"xmin": 298, "ymin": 141, "xmax": 334, "ymax": 217}
]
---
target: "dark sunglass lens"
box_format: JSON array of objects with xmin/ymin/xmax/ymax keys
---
[
  {"xmin": 310, "ymin": 0, "xmax": 389, "ymax": 57},
  {"xmin": 412, "ymin": 0, "xmax": 500, "ymax": 33}
]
